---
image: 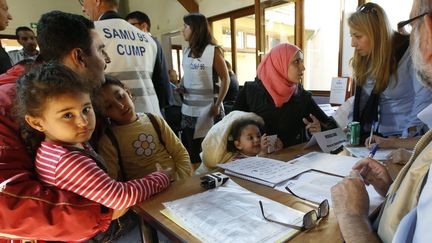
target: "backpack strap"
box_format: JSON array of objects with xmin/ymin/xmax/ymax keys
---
[
  {"xmin": 105, "ymin": 127, "xmax": 127, "ymax": 181},
  {"xmin": 145, "ymin": 112, "xmax": 165, "ymax": 147},
  {"xmin": 63, "ymin": 144, "xmax": 108, "ymax": 173}
]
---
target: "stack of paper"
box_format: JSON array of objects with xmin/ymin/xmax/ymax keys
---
[
  {"xmin": 344, "ymin": 146, "xmax": 395, "ymax": 161},
  {"xmin": 162, "ymin": 180, "xmax": 304, "ymax": 242},
  {"xmin": 276, "ymin": 152, "xmax": 384, "ymax": 213},
  {"xmin": 218, "ymin": 157, "xmax": 309, "ymax": 187}
]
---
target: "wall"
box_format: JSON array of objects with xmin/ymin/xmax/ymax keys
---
[
  {"xmin": 5, "ymin": 0, "xmax": 82, "ymax": 35},
  {"xmin": 198, "ymin": 0, "xmax": 253, "ymax": 17},
  {"xmin": 128, "ymin": 0, "xmax": 188, "ymax": 38}
]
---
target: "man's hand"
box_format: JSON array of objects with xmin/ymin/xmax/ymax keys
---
[
  {"xmin": 331, "ymin": 171, "xmax": 381, "ymax": 243},
  {"xmin": 331, "ymin": 171, "xmax": 370, "ymax": 219},
  {"xmin": 112, "ymin": 208, "xmax": 128, "ymax": 220},
  {"xmin": 386, "ymin": 148, "xmax": 412, "ymax": 165},
  {"xmin": 303, "ymin": 114, "xmax": 321, "ymax": 134},
  {"xmin": 352, "ymin": 158, "xmax": 393, "ymax": 197}
]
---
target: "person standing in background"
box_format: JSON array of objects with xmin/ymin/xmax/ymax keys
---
[
  {"xmin": 0, "ymin": 0, "xmax": 12, "ymax": 74},
  {"xmin": 8, "ymin": 26, "xmax": 39, "ymax": 65},
  {"xmin": 126, "ymin": 10, "xmax": 174, "ymax": 115},
  {"xmin": 223, "ymin": 60, "xmax": 239, "ymax": 114},
  {"xmin": 181, "ymin": 13, "xmax": 229, "ymax": 163},
  {"xmin": 81, "ymin": 0, "xmax": 164, "ymax": 116}
]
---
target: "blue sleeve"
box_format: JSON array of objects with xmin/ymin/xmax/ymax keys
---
[{"xmin": 403, "ymin": 56, "xmax": 432, "ymax": 137}]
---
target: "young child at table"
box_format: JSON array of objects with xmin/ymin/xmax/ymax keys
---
[
  {"xmin": 16, "ymin": 63, "xmax": 170, "ymax": 210},
  {"xmin": 95, "ymin": 75, "xmax": 193, "ymax": 181},
  {"xmin": 227, "ymin": 119, "xmax": 270, "ymax": 160}
]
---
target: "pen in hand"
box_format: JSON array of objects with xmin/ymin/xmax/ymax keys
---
[
  {"xmin": 368, "ymin": 121, "xmax": 376, "ymax": 147},
  {"xmin": 360, "ymin": 144, "xmax": 379, "ymax": 181}
]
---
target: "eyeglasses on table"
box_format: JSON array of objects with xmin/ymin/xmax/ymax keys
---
[{"xmin": 258, "ymin": 198, "xmax": 329, "ymax": 231}]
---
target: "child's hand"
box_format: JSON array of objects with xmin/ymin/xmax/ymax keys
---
[
  {"xmin": 274, "ymin": 138, "xmax": 283, "ymax": 152},
  {"xmin": 260, "ymin": 133, "xmax": 269, "ymax": 154},
  {"xmin": 155, "ymin": 163, "xmax": 174, "ymax": 181}
]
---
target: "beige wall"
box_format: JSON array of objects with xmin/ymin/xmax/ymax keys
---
[{"xmin": 5, "ymin": 0, "xmax": 82, "ymax": 36}]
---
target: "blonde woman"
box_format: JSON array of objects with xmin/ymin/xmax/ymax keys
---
[{"xmin": 349, "ymin": 2, "xmax": 432, "ymax": 142}]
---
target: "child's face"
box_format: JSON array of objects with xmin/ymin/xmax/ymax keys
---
[
  {"xmin": 26, "ymin": 92, "xmax": 95, "ymax": 146},
  {"xmin": 234, "ymin": 125, "xmax": 262, "ymax": 156},
  {"xmin": 99, "ymin": 84, "xmax": 137, "ymax": 125}
]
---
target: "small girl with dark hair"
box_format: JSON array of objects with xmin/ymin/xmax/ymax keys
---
[
  {"xmin": 226, "ymin": 119, "xmax": 269, "ymax": 160},
  {"xmin": 15, "ymin": 63, "xmax": 170, "ymax": 210}
]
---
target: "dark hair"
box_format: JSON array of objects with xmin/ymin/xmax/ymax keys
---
[
  {"xmin": 104, "ymin": 74, "xmax": 125, "ymax": 88},
  {"xmin": 37, "ymin": 11, "xmax": 95, "ymax": 62},
  {"xmin": 125, "ymin": 11, "xmax": 151, "ymax": 31},
  {"xmin": 227, "ymin": 119, "xmax": 263, "ymax": 152},
  {"xmin": 15, "ymin": 62, "xmax": 93, "ymax": 154},
  {"xmin": 15, "ymin": 26, "xmax": 34, "ymax": 38},
  {"xmin": 183, "ymin": 13, "xmax": 217, "ymax": 57},
  {"xmin": 93, "ymin": 75, "xmax": 128, "ymax": 116}
]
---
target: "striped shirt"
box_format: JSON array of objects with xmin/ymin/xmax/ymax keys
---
[{"xmin": 35, "ymin": 141, "xmax": 170, "ymax": 209}]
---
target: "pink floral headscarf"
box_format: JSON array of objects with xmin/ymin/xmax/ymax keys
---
[{"xmin": 257, "ymin": 43, "xmax": 301, "ymax": 107}]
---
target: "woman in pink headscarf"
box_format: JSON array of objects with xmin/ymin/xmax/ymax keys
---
[{"xmin": 233, "ymin": 43, "xmax": 337, "ymax": 147}]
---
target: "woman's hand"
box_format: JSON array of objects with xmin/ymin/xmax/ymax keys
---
[
  {"xmin": 210, "ymin": 103, "xmax": 221, "ymax": 117},
  {"xmin": 303, "ymin": 114, "xmax": 321, "ymax": 134}
]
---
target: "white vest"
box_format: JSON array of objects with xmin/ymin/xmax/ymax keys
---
[
  {"xmin": 95, "ymin": 19, "xmax": 161, "ymax": 116},
  {"xmin": 181, "ymin": 44, "xmax": 218, "ymax": 117},
  {"xmin": 377, "ymin": 130, "xmax": 432, "ymax": 242}
]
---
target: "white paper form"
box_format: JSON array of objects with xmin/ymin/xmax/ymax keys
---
[
  {"xmin": 344, "ymin": 146, "xmax": 396, "ymax": 161},
  {"xmin": 193, "ymin": 103, "xmax": 214, "ymax": 139},
  {"xmin": 274, "ymin": 171, "xmax": 384, "ymax": 214},
  {"xmin": 162, "ymin": 180, "xmax": 304, "ymax": 243},
  {"xmin": 286, "ymin": 151, "xmax": 361, "ymax": 177},
  {"xmin": 218, "ymin": 157, "xmax": 310, "ymax": 187},
  {"xmin": 304, "ymin": 128, "xmax": 346, "ymax": 153}
]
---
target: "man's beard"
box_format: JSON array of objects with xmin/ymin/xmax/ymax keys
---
[{"xmin": 411, "ymin": 30, "xmax": 432, "ymax": 90}]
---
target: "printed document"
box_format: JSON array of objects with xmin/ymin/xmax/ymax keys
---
[
  {"xmin": 344, "ymin": 146, "xmax": 395, "ymax": 161},
  {"xmin": 274, "ymin": 171, "xmax": 384, "ymax": 214},
  {"xmin": 162, "ymin": 180, "xmax": 304, "ymax": 243},
  {"xmin": 218, "ymin": 157, "xmax": 310, "ymax": 187}
]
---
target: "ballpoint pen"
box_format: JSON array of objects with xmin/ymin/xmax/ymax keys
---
[
  {"xmin": 368, "ymin": 144, "xmax": 379, "ymax": 158},
  {"xmin": 360, "ymin": 144, "xmax": 379, "ymax": 179},
  {"xmin": 368, "ymin": 121, "xmax": 376, "ymax": 147}
]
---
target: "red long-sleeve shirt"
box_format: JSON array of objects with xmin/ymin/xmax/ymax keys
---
[{"xmin": 35, "ymin": 141, "xmax": 170, "ymax": 209}]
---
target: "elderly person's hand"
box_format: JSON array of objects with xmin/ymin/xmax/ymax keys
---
[
  {"xmin": 352, "ymin": 158, "xmax": 393, "ymax": 197},
  {"xmin": 386, "ymin": 148, "xmax": 412, "ymax": 165},
  {"xmin": 331, "ymin": 171, "xmax": 370, "ymax": 220},
  {"xmin": 303, "ymin": 114, "xmax": 321, "ymax": 134}
]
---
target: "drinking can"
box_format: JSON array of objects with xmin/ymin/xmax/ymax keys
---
[{"xmin": 347, "ymin": 121, "xmax": 360, "ymax": 146}]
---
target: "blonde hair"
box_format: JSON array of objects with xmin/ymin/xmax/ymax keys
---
[{"xmin": 348, "ymin": 3, "xmax": 395, "ymax": 93}]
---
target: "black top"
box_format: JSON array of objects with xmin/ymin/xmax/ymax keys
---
[
  {"xmin": 0, "ymin": 46, "xmax": 11, "ymax": 75},
  {"xmin": 233, "ymin": 78, "xmax": 337, "ymax": 147},
  {"xmin": 224, "ymin": 71, "xmax": 240, "ymax": 104}
]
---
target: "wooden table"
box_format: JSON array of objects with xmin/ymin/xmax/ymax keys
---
[{"xmin": 134, "ymin": 143, "xmax": 345, "ymax": 243}]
